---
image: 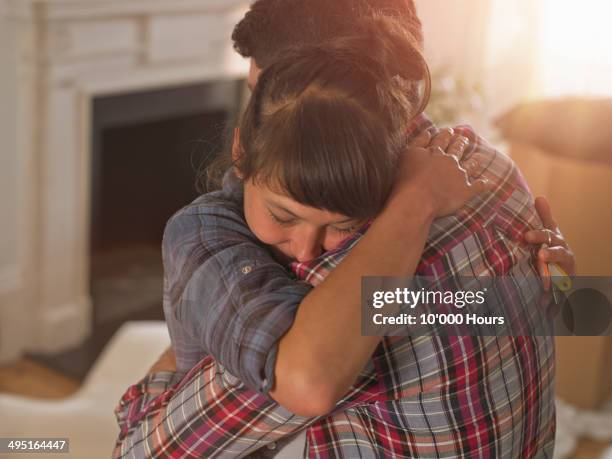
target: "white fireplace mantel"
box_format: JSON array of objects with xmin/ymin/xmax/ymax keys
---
[{"xmin": 0, "ymin": 0, "xmax": 249, "ymax": 361}]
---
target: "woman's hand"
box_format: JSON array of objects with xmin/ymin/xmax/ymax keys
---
[
  {"xmin": 523, "ymin": 196, "xmax": 577, "ymax": 290},
  {"xmin": 388, "ymin": 128, "xmax": 493, "ymax": 218}
]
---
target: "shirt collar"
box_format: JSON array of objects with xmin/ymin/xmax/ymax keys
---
[{"xmin": 221, "ymin": 167, "xmax": 244, "ymax": 203}]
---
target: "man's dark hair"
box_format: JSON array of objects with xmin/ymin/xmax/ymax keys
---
[{"xmin": 232, "ymin": 0, "xmax": 423, "ymax": 68}]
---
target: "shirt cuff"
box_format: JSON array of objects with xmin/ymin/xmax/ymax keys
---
[
  {"xmin": 114, "ymin": 371, "xmax": 184, "ymax": 435},
  {"xmin": 262, "ymin": 344, "xmax": 280, "ymax": 395},
  {"xmin": 140, "ymin": 371, "xmax": 185, "ymax": 395}
]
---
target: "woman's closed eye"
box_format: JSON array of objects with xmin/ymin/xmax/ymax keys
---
[
  {"xmin": 267, "ymin": 209, "xmax": 359, "ymax": 235},
  {"xmin": 267, "ymin": 209, "xmax": 297, "ymax": 227},
  {"xmin": 330, "ymin": 224, "xmax": 359, "ymax": 235}
]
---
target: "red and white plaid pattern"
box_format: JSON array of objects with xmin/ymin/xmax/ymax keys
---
[{"xmin": 113, "ymin": 117, "xmax": 556, "ymax": 458}]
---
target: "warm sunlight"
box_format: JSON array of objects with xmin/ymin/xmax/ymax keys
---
[{"xmin": 536, "ymin": 0, "xmax": 612, "ymax": 97}]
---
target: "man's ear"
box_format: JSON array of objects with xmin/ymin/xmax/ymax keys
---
[{"xmin": 232, "ymin": 127, "xmax": 244, "ymax": 179}]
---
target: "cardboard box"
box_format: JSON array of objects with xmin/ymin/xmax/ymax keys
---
[{"xmin": 509, "ymin": 143, "xmax": 612, "ymax": 409}]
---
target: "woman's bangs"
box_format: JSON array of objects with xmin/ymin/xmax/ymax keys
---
[{"xmin": 251, "ymin": 101, "xmax": 396, "ymax": 220}]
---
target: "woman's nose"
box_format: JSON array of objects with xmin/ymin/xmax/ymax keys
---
[
  {"xmin": 292, "ymin": 228, "xmax": 324, "ymax": 262},
  {"xmin": 293, "ymin": 242, "xmax": 323, "ymax": 263}
]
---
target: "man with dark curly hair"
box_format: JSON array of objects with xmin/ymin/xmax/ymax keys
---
[{"xmin": 113, "ymin": 2, "xmax": 575, "ymax": 457}]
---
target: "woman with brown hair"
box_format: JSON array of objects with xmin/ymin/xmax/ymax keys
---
[{"xmin": 114, "ymin": 8, "xmax": 570, "ymax": 458}]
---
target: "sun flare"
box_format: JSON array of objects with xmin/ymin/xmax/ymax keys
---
[{"xmin": 537, "ymin": 0, "xmax": 612, "ymax": 97}]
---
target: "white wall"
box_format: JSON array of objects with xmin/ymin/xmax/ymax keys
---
[
  {"xmin": 416, "ymin": 0, "xmax": 491, "ymax": 86},
  {"xmin": 0, "ymin": 17, "xmax": 21, "ymax": 276},
  {"xmin": 0, "ymin": 6, "xmax": 36, "ymax": 362},
  {"xmin": 415, "ymin": 0, "xmax": 542, "ymax": 125}
]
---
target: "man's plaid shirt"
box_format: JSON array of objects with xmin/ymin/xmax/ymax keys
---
[{"xmin": 113, "ymin": 116, "xmax": 556, "ymax": 458}]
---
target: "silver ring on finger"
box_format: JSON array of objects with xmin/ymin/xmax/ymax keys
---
[
  {"xmin": 447, "ymin": 151, "xmax": 460, "ymax": 161},
  {"xmin": 546, "ymin": 230, "xmax": 552, "ymax": 246}
]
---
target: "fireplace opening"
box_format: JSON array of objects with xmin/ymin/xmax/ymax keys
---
[
  {"xmin": 91, "ymin": 110, "xmax": 223, "ymax": 326},
  {"xmin": 91, "ymin": 80, "xmax": 244, "ymax": 329},
  {"xmin": 31, "ymin": 80, "xmax": 245, "ymax": 380}
]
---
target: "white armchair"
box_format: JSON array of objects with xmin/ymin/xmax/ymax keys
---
[{"xmin": 0, "ymin": 321, "xmax": 170, "ymax": 458}]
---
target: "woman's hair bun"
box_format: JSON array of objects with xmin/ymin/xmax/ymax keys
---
[
  {"xmin": 316, "ymin": 12, "xmax": 431, "ymax": 118},
  {"xmin": 347, "ymin": 13, "xmax": 428, "ymax": 82}
]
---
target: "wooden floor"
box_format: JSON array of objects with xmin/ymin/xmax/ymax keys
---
[
  {"xmin": 0, "ymin": 358, "xmax": 80, "ymax": 399},
  {"xmin": 0, "ymin": 359, "xmax": 610, "ymax": 458},
  {"xmin": 573, "ymin": 439, "xmax": 611, "ymax": 459}
]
